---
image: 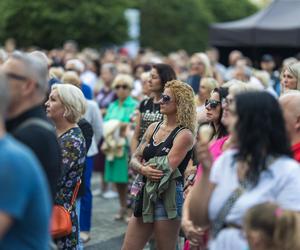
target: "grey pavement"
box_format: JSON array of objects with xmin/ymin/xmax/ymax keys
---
[
  {"xmin": 84, "ymin": 173, "xmax": 183, "ymax": 250},
  {"xmin": 84, "ymin": 173, "xmax": 127, "ymax": 250}
]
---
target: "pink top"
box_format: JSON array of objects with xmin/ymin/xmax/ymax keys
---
[{"xmin": 195, "ymin": 136, "xmax": 229, "ymax": 181}]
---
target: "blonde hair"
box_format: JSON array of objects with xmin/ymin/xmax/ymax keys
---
[
  {"xmin": 244, "ymin": 202, "xmax": 300, "ymax": 250},
  {"xmin": 222, "ymin": 79, "xmax": 245, "ymax": 89},
  {"xmin": 229, "ymin": 81, "xmax": 249, "ymax": 96},
  {"xmin": 61, "ymin": 71, "xmax": 81, "ymax": 88},
  {"xmin": 51, "ymin": 84, "xmax": 87, "ymax": 123},
  {"xmin": 253, "ymin": 70, "xmax": 270, "ymax": 88},
  {"xmin": 192, "ymin": 52, "xmax": 213, "ymax": 77},
  {"xmin": 49, "ymin": 67, "xmax": 64, "ymax": 80},
  {"xmin": 200, "ymin": 77, "xmax": 219, "ymax": 92},
  {"xmin": 165, "ymin": 80, "xmax": 197, "ymax": 133},
  {"xmin": 282, "ymin": 62, "xmax": 300, "ymax": 90},
  {"xmin": 112, "ymin": 74, "xmax": 134, "ymax": 89},
  {"xmin": 140, "ymin": 71, "xmax": 151, "ymax": 82}
]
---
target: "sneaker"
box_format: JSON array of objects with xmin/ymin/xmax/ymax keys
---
[
  {"xmin": 102, "ymin": 190, "xmax": 118, "ymax": 199},
  {"xmin": 80, "ymin": 232, "xmax": 91, "ymax": 244},
  {"xmin": 92, "ymin": 188, "xmax": 102, "ymax": 196}
]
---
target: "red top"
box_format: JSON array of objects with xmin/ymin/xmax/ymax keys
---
[{"xmin": 292, "ymin": 142, "xmax": 300, "ymax": 163}]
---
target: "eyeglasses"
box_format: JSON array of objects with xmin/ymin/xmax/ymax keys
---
[
  {"xmin": 160, "ymin": 94, "xmax": 172, "ymax": 104},
  {"xmin": 6, "ymin": 72, "xmax": 28, "ymax": 81},
  {"xmin": 205, "ymin": 99, "xmax": 221, "ymax": 109},
  {"xmin": 221, "ymin": 97, "xmax": 234, "ymax": 106},
  {"xmin": 115, "ymin": 85, "xmax": 129, "ymax": 90}
]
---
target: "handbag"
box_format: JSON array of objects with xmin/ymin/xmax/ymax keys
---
[
  {"xmin": 51, "ymin": 181, "xmax": 81, "ymax": 239},
  {"xmin": 133, "ymin": 175, "xmax": 146, "ymax": 217},
  {"xmin": 133, "ymin": 185, "xmax": 144, "ymax": 217}
]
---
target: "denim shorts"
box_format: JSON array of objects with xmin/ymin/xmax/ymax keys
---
[{"xmin": 154, "ymin": 183, "xmax": 183, "ymax": 221}]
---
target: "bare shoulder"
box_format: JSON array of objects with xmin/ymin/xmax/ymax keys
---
[
  {"xmin": 174, "ymin": 129, "xmax": 194, "ymax": 149},
  {"xmin": 145, "ymin": 122, "xmax": 159, "ymax": 137}
]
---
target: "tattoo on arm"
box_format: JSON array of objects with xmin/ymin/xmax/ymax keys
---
[{"xmin": 130, "ymin": 130, "xmax": 149, "ymax": 173}]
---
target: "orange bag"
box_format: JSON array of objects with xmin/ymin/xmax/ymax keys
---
[{"xmin": 51, "ymin": 181, "xmax": 81, "ymax": 239}]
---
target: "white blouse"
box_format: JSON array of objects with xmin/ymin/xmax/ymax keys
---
[{"xmin": 208, "ymin": 149, "xmax": 300, "ymax": 250}]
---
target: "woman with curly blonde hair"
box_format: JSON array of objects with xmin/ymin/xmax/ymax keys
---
[{"xmin": 122, "ymin": 80, "xmax": 196, "ymax": 250}]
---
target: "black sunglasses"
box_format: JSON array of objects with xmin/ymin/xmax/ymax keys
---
[
  {"xmin": 115, "ymin": 84, "xmax": 129, "ymax": 90},
  {"xmin": 205, "ymin": 99, "xmax": 221, "ymax": 109},
  {"xmin": 6, "ymin": 72, "xmax": 28, "ymax": 81},
  {"xmin": 160, "ymin": 94, "xmax": 172, "ymax": 104}
]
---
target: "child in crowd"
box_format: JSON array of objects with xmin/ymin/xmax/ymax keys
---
[{"xmin": 244, "ymin": 202, "xmax": 300, "ymax": 250}]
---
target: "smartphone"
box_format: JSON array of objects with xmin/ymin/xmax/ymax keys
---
[{"xmin": 183, "ymin": 173, "xmax": 196, "ymax": 191}]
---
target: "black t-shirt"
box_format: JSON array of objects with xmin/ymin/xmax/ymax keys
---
[
  {"xmin": 77, "ymin": 118, "xmax": 94, "ymax": 197},
  {"xmin": 143, "ymin": 122, "xmax": 192, "ymax": 182},
  {"xmin": 6, "ymin": 105, "xmax": 61, "ymax": 201},
  {"xmin": 138, "ymin": 97, "xmax": 163, "ymax": 142}
]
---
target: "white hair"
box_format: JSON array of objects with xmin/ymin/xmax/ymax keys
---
[
  {"xmin": 65, "ymin": 59, "xmax": 85, "ymax": 74},
  {"xmin": 29, "ymin": 51, "xmax": 49, "ymax": 67},
  {"xmin": 51, "ymin": 84, "xmax": 87, "ymax": 123}
]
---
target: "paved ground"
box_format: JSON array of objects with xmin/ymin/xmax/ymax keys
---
[
  {"xmin": 84, "ymin": 173, "xmax": 184, "ymax": 250},
  {"xmin": 84, "ymin": 173, "xmax": 127, "ymax": 250}
]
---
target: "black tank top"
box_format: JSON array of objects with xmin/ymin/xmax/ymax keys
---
[{"xmin": 142, "ymin": 122, "xmax": 192, "ymax": 182}]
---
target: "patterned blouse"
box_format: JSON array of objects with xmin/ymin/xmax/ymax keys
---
[{"xmin": 54, "ymin": 127, "xmax": 86, "ymax": 250}]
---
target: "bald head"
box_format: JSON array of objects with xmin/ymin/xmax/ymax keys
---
[
  {"xmin": 280, "ymin": 92, "xmax": 300, "ymax": 114},
  {"xmin": 279, "ymin": 92, "xmax": 300, "ymax": 144}
]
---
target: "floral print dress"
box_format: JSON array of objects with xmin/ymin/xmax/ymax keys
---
[{"xmin": 55, "ymin": 127, "xmax": 86, "ymax": 250}]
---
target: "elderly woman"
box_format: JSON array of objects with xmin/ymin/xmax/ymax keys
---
[
  {"xmin": 122, "ymin": 80, "xmax": 196, "ymax": 250},
  {"xmin": 103, "ymin": 74, "xmax": 138, "ymax": 220},
  {"xmin": 61, "ymin": 71, "xmax": 103, "ymax": 242},
  {"xmin": 45, "ymin": 84, "xmax": 87, "ymax": 249},
  {"xmin": 188, "ymin": 91, "xmax": 300, "ymax": 250},
  {"xmin": 281, "ymin": 61, "xmax": 300, "ymax": 94}
]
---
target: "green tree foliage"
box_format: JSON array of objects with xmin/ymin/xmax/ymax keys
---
[
  {"xmin": 140, "ymin": 0, "xmax": 213, "ymax": 54},
  {"xmin": 0, "ymin": 0, "xmax": 131, "ymax": 49},
  {"xmin": 207, "ymin": 0, "xmax": 258, "ymax": 22},
  {"xmin": 139, "ymin": 0, "xmax": 258, "ymax": 54}
]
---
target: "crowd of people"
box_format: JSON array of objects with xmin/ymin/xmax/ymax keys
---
[{"xmin": 1, "ymin": 39, "xmax": 300, "ymax": 250}]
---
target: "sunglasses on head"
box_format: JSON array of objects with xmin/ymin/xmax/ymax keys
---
[
  {"xmin": 115, "ymin": 84, "xmax": 129, "ymax": 90},
  {"xmin": 160, "ymin": 94, "xmax": 171, "ymax": 104},
  {"xmin": 205, "ymin": 99, "xmax": 221, "ymax": 109}
]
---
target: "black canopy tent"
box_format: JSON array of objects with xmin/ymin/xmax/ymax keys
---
[{"xmin": 209, "ymin": 0, "xmax": 300, "ymax": 66}]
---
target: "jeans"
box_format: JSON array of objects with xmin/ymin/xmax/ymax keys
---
[
  {"xmin": 154, "ymin": 183, "xmax": 183, "ymax": 220},
  {"xmin": 76, "ymin": 199, "xmax": 84, "ymax": 250},
  {"xmin": 80, "ymin": 156, "xmax": 94, "ymax": 231}
]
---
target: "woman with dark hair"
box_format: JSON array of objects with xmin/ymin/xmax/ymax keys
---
[
  {"xmin": 205, "ymin": 87, "xmax": 228, "ymax": 141},
  {"xmin": 188, "ymin": 91, "xmax": 300, "ymax": 250}
]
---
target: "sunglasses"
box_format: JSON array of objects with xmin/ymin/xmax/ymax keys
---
[
  {"xmin": 205, "ymin": 99, "xmax": 221, "ymax": 109},
  {"xmin": 115, "ymin": 85, "xmax": 129, "ymax": 90},
  {"xmin": 160, "ymin": 94, "xmax": 172, "ymax": 104},
  {"xmin": 6, "ymin": 72, "xmax": 28, "ymax": 81}
]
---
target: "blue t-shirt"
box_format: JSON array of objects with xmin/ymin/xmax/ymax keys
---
[
  {"xmin": 0, "ymin": 135, "xmax": 51, "ymax": 250},
  {"xmin": 81, "ymin": 82, "xmax": 93, "ymax": 100}
]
